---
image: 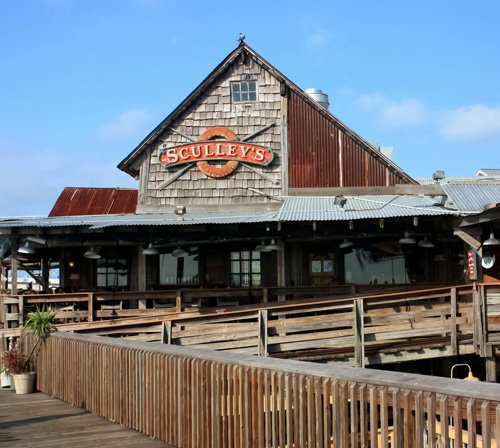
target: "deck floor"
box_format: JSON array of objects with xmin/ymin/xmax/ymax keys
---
[{"xmin": 0, "ymin": 387, "xmax": 170, "ymax": 447}]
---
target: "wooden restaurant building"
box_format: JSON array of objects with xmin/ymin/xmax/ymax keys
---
[{"xmin": 0, "ymin": 42, "xmax": 499, "ymax": 303}]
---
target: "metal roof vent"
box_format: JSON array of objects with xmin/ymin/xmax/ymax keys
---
[{"xmin": 305, "ymin": 88, "xmax": 330, "ymax": 110}]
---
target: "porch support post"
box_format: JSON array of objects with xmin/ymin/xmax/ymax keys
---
[
  {"xmin": 486, "ymin": 356, "xmax": 497, "ymax": 382},
  {"xmin": 137, "ymin": 247, "xmax": 147, "ymax": 309},
  {"xmin": 277, "ymin": 239, "xmax": 286, "ymax": 302},
  {"xmin": 10, "ymin": 239, "xmax": 18, "ymax": 295}
]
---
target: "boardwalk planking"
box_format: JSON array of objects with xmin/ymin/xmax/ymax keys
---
[{"xmin": 0, "ymin": 389, "xmax": 169, "ymax": 448}]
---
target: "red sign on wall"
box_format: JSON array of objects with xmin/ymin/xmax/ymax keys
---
[
  {"xmin": 467, "ymin": 250, "xmax": 477, "ymax": 280},
  {"xmin": 159, "ymin": 141, "xmax": 274, "ymax": 168}
]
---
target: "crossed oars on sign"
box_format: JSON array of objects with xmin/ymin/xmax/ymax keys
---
[{"xmin": 157, "ymin": 123, "xmax": 278, "ymax": 189}]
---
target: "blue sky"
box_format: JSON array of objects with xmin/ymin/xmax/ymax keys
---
[{"xmin": 1, "ymin": 0, "xmax": 499, "ymax": 216}]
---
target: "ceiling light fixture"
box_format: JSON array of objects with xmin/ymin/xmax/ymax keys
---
[
  {"xmin": 18, "ymin": 241, "xmax": 36, "ymax": 255},
  {"xmin": 398, "ymin": 232, "xmax": 416, "ymax": 245},
  {"xmin": 483, "ymin": 232, "xmax": 500, "ymax": 246},
  {"xmin": 417, "ymin": 237, "xmax": 435, "ymax": 248},
  {"xmin": 339, "ymin": 239, "xmax": 354, "ymax": 249},
  {"xmin": 171, "ymin": 246, "xmax": 188, "ymax": 257},
  {"xmin": 264, "ymin": 239, "xmax": 280, "ymax": 251},
  {"xmin": 83, "ymin": 247, "xmax": 101, "ymax": 259},
  {"xmin": 143, "ymin": 243, "xmax": 160, "ymax": 256}
]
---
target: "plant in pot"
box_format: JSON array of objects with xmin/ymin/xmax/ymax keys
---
[
  {"xmin": 12, "ymin": 306, "xmax": 57, "ymax": 394},
  {"xmin": 0, "ymin": 341, "xmax": 26, "ymax": 390}
]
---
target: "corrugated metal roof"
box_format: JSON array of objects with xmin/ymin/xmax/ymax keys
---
[
  {"xmin": 278, "ymin": 196, "xmax": 458, "ymax": 222},
  {"xmin": 48, "ymin": 187, "xmax": 137, "ymax": 217},
  {"xmin": 0, "ymin": 195, "xmax": 462, "ymax": 230},
  {"xmin": 441, "ymin": 184, "xmax": 500, "ymax": 212}
]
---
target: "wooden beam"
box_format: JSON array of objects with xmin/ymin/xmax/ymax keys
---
[
  {"xmin": 289, "ymin": 184, "xmax": 444, "ymax": 197},
  {"xmin": 354, "ymin": 299, "xmax": 364, "ymax": 367}
]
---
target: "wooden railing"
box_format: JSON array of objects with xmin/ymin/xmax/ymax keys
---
[
  {"xmin": 36, "ymin": 332, "xmax": 500, "ymax": 447},
  {"xmin": 0, "ymin": 283, "xmax": 444, "ymax": 328},
  {"xmin": 74, "ymin": 284, "xmax": 480, "ymax": 366}
]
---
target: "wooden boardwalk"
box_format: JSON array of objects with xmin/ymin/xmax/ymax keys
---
[{"xmin": 0, "ymin": 388, "xmax": 170, "ymax": 447}]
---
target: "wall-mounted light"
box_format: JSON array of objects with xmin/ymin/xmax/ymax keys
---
[
  {"xmin": 379, "ymin": 219, "xmax": 384, "ymax": 229},
  {"xmin": 83, "ymin": 247, "xmax": 101, "ymax": 259},
  {"xmin": 450, "ymin": 363, "xmax": 479, "ymax": 381},
  {"xmin": 334, "ymin": 195, "xmax": 347, "ymax": 208},
  {"xmin": 349, "ymin": 220, "xmax": 354, "ymax": 231},
  {"xmin": 175, "ymin": 205, "xmax": 186, "ymax": 221},
  {"xmin": 68, "ymin": 261, "xmax": 75, "ymax": 268}
]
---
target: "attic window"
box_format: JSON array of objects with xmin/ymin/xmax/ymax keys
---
[{"xmin": 231, "ymin": 81, "xmax": 257, "ymax": 103}]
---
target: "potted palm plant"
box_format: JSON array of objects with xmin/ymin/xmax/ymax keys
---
[{"xmin": 10, "ymin": 306, "xmax": 57, "ymax": 394}]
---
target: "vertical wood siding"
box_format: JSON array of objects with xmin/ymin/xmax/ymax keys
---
[
  {"xmin": 35, "ymin": 333, "xmax": 500, "ymax": 447},
  {"xmin": 288, "ymin": 90, "xmax": 413, "ymax": 188}
]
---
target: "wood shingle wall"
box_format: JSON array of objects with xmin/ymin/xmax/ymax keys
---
[{"xmin": 138, "ymin": 57, "xmax": 284, "ymax": 212}]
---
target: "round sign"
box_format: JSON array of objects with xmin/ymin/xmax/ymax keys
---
[{"xmin": 196, "ymin": 127, "xmax": 239, "ymax": 178}]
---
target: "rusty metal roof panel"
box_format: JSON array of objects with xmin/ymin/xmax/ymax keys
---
[{"xmin": 48, "ymin": 187, "xmax": 137, "ymax": 217}]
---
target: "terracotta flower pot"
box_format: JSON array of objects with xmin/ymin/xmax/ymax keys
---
[{"xmin": 13, "ymin": 372, "xmax": 36, "ymax": 394}]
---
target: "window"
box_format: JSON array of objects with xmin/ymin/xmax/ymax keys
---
[
  {"xmin": 159, "ymin": 251, "xmax": 198, "ymax": 285},
  {"xmin": 344, "ymin": 248, "xmax": 409, "ymax": 285},
  {"xmin": 231, "ymin": 81, "xmax": 257, "ymax": 102},
  {"xmin": 230, "ymin": 250, "xmax": 261, "ymax": 287},
  {"xmin": 97, "ymin": 258, "xmax": 128, "ymax": 288}
]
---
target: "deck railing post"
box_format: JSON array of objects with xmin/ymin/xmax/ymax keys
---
[
  {"xmin": 354, "ymin": 299, "xmax": 364, "ymax": 367},
  {"xmin": 258, "ymin": 309, "xmax": 268, "ymax": 356},
  {"xmin": 18, "ymin": 295, "xmax": 24, "ymax": 326},
  {"xmin": 175, "ymin": 291, "xmax": 182, "ymax": 312},
  {"xmin": 450, "ymin": 287, "xmax": 458, "ymax": 356},
  {"xmin": 88, "ymin": 293, "xmax": 95, "ymax": 322},
  {"xmin": 161, "ymin": 321, "xmax": 173, "ymax": 344}
]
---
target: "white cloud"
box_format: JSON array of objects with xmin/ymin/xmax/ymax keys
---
[
  {"xmin": 98, "ymin": 109, "xmax": 153, "ymax": 141},
  {"xmin": 357, "ymin": 93, "xmax": 426, "ymax": 128},
  {"xmin": 441, "ymin": 105, "xmax": 500, "ymax": 140}
]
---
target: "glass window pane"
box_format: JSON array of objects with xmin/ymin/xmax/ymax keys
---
[
  {"xmin": 241, "ymin": 92, "xmax": 249, "ymax": 102},
  {"xmin": 231, "ymin": 261, "xmax": 240, "ymax": 274},
  {"xmin": 252, "ymin": 251, "xmax": 260, "ymax": 260},
  {"xmin": 231, "ymin": 275, "xmax": 241, "ymax": 287},
  {"xmin": 241, "ymin": 274, "xmax": 250, "ymax": 286},
  {"xmin": 231, "ymin": 252, "xmax": 239, "ymax": 260},
  {"xmin": 241, "ymin": 260, "xmax": 250, "ymax": 273},
  {"xmin": 249, "ymin": 91, "xmax": 256, "ymax": 101},
  {"xmin": 241, "ymin": 250, "xmax": 250, "ymax": 260},
  {"xmin": 323, "ymin": 259, "xmax": 334, "ymax": 273},
  {"xmin": 251, "ymin": 260, "xmax": 261, "ymax": 273},
  {"xmin": 252, "ymin": 274, "xmax": 261, "ymax": 286},
  {"xmin": 311, "ymin": 260, "xmax": 322, "ymax": 273}
]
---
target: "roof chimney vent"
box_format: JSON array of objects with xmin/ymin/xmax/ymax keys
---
[{"xmin": 305, "ymin": 88, "xmax": 330, "ymax": 110}]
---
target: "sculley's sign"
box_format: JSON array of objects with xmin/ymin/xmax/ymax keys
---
[
  {"xmin": 158, "ymin": 126, "xmax": 275, "ymax": 178},
  {"xmin": 159, "ymin": 141, "xmax": 274, "ymax": 167}
]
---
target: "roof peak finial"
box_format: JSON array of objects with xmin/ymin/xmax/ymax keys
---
[{"xmin": 238, "ymin": 33, "xmax": 246, "ymax": 44}]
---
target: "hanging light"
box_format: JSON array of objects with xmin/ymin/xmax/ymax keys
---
[
  {"xmin": 398, "ymin": 232, "xmax": 416, "ymax": 245},
  {"xmin": 142, "ymin": 243, "xmax": 159, "ymax": 256},
  {"xmin": 339, "ymin": 239, "xmax": 354, "ymax": 249},
  {"xmin": 264, "ymin": 239, "xmax": 280, "ymax": 251},
  {"xmin": 417, "ymin": 237, "xmax": 435, "ymax": 248},
  {"xmin": 483, "ymin": 232, "xmax": 500, "ymax": 246},
  {"xmin": 18, "ymin": 241, "xmax": 36, "ymax": 254},
  {"xmin": 83, "ymin": 247, "xmax": 101, "ymax": 259},
  {"xmin": 255, "ymin": 241, "xmax": 267, "ymax": 252},
  {"xmin": 171, "ymin": 246, "xmax": 188, "ymax": 257}
]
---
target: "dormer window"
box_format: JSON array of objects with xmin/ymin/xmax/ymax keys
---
[{"xmin": 231, "ymin": 81, "xmax": 257, "ymax": 103}]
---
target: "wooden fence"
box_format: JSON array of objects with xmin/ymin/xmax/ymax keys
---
[{"xmin": 36, "ymin": 332, "xmax": 500, "ymax": 447}]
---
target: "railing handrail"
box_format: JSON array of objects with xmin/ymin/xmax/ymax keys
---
[{"xmin": 50, "ymin": 331, "xmax": 500, "ymax": 403}]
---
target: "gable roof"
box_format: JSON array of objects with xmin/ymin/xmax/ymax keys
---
[
  {"xmin": 118, "ymin": 43, "xmax": 415, "ymax": 184},
  {"xmin": 49, "ymin": 187, "xmax": 137, "ymax": 217}
]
